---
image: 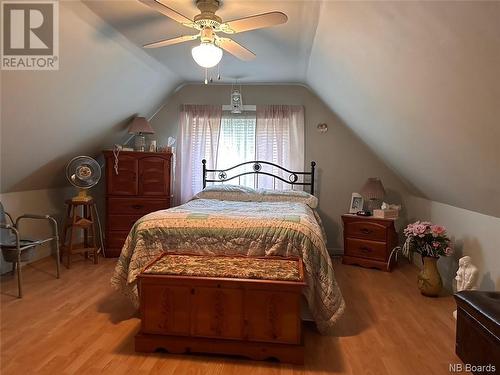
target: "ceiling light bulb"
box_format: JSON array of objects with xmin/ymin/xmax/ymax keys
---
[{"xmin": 191, "ymin": 42, "xmax": 223, "ymax": 68}]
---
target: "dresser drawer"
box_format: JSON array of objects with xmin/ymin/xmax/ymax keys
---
[
  {"xmin": 108, "ymin": 198, "xmax": 169, "ymax": 215},
  {"xmin": 345, "ymin": 238, "xmax": 387, "ymax": 261},
  {"xmin": 107, "ymin": 215, "xmax": 143, "ymax": 231},
  {"xmin": 345, "ymin": 221, "xmax": 387, "ymax": 241}
]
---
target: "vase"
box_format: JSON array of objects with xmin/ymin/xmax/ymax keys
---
[{"xmin": 417, "ymin": 256, "xmax": 443, "ymax": 297}]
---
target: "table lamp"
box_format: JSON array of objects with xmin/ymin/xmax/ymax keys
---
[
  {"xmin": 360, "ymin": 177, "xmax": 386, "ymax": 212},
  {"xmin": 128, "ymin": 117, "xmax": 155, "ymax": 152}
]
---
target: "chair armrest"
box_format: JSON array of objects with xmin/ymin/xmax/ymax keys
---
[
  {"xmin": 16, "ymin": 214, "xmax": 51, "ymax": 221},
  {"xmin": 15, "ymin": 214, "xmax": 59, "ymax": 237}
]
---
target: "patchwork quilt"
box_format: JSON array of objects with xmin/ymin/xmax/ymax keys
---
[{"xmin": 111, "ymin": 198, "xmax": 345, "ymax": 333}]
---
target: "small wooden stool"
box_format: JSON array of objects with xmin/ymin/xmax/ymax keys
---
[{"xmin": 60, "ymin": 199, "xmax": 100, "ymax": 268}]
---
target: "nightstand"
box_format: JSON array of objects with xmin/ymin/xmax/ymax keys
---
[{"xmin": 341, "ymin": 214, "xmax": 398, "ymax": 272}]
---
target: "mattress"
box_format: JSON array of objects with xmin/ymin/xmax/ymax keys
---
[{"xmin": 111, "ymin": 198, "xmax": 345, "ymax": 334}]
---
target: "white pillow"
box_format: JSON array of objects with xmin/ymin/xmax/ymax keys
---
[
  {"xmin": 256, "ymin": 189, "xmax": 318, "ymax": 209},
  {"xmin": 193, "ymin": 184, "xmax": 258, "ymax": 202}
]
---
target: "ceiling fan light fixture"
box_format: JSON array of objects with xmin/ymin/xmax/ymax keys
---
[{"xmin": 191, "ymin": 42, "xmax": 223, "ymax": 68}]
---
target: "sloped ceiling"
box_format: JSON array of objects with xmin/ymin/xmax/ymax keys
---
[
  {"xmin": 307, "ymin": 1, "xmax": 500, "ymax": 217},
  {"xmin": 0, "ymin": 1, "xmax": 180, "ymax": 192},
  {"xmin": 2, "ymin": 1, "xmax": 498, "ymax": 219},
  {"xmin": 83, "ymin": 0, "xmax": 320, "ymax": 82}
]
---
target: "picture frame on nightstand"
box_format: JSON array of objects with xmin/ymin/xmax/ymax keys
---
[{"xmin": 349, "ymin": 193, "xmax": 364, "ymax": 213}]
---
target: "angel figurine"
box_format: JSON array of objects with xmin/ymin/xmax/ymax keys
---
[
  {"xmin": 453, "ymin": 256, "xmax": 479, "ymax": 319},
  {"xmin": 455, "ymin": 256, "xmax": 479, "ymax": 292}
]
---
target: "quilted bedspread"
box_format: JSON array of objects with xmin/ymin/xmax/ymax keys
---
[{"xmin": 111, "ymin": 198, "xmax": 345, "ymax": 333}]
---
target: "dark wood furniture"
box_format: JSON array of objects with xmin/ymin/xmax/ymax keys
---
[
  {"xmin": 103, "ymin": 151, "xmax": 172, "ymax": 257},
  {"xmin": 135, "ymin": 254, "xmax": 306, "ymax": 364},
  {"xmin": 341, "ymin": 214, "xmax": 398, "ymax": 271},
  {"xmin": 60, "ymin": 199, "xmax": 99, "ymax": 268},
  {"xmin": 454, "ymin": 291, "xmax": 500, "ymax": 374}
]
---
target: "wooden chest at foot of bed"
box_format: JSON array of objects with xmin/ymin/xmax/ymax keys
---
[{"xmin": 135, "ymin": 254, "xmax": 306, "ymax": 364}]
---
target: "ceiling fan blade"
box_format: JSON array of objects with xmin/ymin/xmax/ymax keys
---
[
  {"xmin": 137, "ymin": 0, "xmax": 194, "ymax": 27},
  {"xmin": 143, "ymin": 34, "xmax": 199, "ymax": 48},
  {"xmin": 219, "ymin": 12, "xmax": 288, "ymax": 34},
  {"xmin": 216, "ymin": 38, "xmax": 255, "ymax": 61}
]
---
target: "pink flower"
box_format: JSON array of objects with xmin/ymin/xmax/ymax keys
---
[
  {"xmin": 431, "ymin": 225, "xmax": 446, "ymax": 236},
  {"xmin": 444, "ymin": 247, "xmax": 453, "ymax": 256},
  {"xmin": 414, "ymin": 224, "xmax": 427, "ymax": 236},
  {"xmin": 432, "ymin": 241, "xmax": 440, "ymax": 248}
]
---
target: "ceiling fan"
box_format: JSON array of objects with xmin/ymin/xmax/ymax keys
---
[{"xmin": 138, "ymin": 0, "xmax": 288, "ymax": 68}]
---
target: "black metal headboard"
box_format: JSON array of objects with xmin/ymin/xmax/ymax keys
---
[{"xmin": 202, "ymin": 160, "xmax": 316, "ymax": 195}]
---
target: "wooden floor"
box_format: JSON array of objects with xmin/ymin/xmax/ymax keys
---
[{"xmin": 0, "ymin": 255, "xmax": 464, "ymax": 374}]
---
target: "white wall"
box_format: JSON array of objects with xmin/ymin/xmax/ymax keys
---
[
  {"xmin": 307, "ymin": 1, "xmax": 500, "ymax": 217},
  {"xmin": 406, "ymin": 196, "xmax": 500, "ymax": 291},
  {"xmin": 1, "ymin": 0, "xmax": 180, "ymax": 193},
  {"xmin": 0, "ymin": 187, "xmax": 73, "ymax": 274}
]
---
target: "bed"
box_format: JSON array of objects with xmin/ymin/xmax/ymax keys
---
[{"xmin": 111, "ymin": 160, "xmax": 345, "ymax": 334}]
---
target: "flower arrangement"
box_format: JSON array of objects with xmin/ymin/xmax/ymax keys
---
[{"xmin": 402, "ymin": 221, "xmax": 453, "ymax": 259}]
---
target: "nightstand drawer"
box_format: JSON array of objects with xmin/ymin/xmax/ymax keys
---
[
  {"xmin": 345, "ymin": 238, "xmax": 387, "ymax": 261},
  {"xmin": 345, "ymin": 221, "xmax": 387, "ymax": 241}
]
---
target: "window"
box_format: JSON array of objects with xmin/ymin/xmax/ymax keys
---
[
  {"xmin": 178, "ymin": 104, "xmax": 304, "ymax": 203},
  {"xmin": 216, "ymin": 111, "xmax": 256, "ymax": 188}
]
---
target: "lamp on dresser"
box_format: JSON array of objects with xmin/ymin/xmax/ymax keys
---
[
  {"xmin": 360, "ymin": 177, "xmax": 385, "ymax": 213},
  {"xmin": 128, "ymin": 117, "xmax": 155, "ymax": 152}
]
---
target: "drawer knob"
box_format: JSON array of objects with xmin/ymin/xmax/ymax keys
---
[
  {"xmin": 360, "ymin": 246, "xmax": 372, "ymax": 253},
  {"xmin": 360, "ymin": 228, "xmax": 372, "ymax": 234}
]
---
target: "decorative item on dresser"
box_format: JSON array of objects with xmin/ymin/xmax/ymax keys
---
[
  {"xmin": 360, "ymin": 177, "xmax": 385, "ymax": 213},
  {"xmin": 342, "ymin": 214, "xmax": 398, "ymax": 272},
  {"xmin": 135, "ymin": 253, "xmax": 306, "ymax": 364},
  {"xmin": 103, "ymin": 150, "xmax": 172, "ymax": 257},
  {"xmin": 128, "ymin": 117, "xmax": 155, "ymax": 152}
]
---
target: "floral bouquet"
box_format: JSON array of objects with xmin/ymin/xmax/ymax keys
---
[{"xmin": 402, "ymin": 221, "xmax": 453, "ymax": 260}]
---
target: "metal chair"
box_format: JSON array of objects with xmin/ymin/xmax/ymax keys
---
[{"xmin": 0, "ymin": 202, "xmax": 60, "ymax": 298}]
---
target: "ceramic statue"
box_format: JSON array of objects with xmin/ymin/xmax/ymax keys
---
[{"xmin": 453, "ymin": 256, "xmax": 479, "ymax": 319}]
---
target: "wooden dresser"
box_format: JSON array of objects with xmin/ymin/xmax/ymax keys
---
[
  {"xmin": 341, "ymin": 214, "xmax": 398, "ymax": 271},
  {"xmin": 103, "ymin": 151, "xmax": 172, "ymax": 257}
]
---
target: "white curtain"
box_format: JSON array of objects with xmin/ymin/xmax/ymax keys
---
[
  {"xmin": 256, "ymin": 105, "xmax": 305, "ymax": 190},
  {"xmin": 176, "ymin": 105, "xmax": 222, "ymax": 204}
]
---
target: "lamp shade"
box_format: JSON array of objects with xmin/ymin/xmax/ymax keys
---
[
  {"xmin": 128, "ymin": 117, "xmax": 155, "ymax": 134},
  {"xmin": 191, "ymin": 42, "xmax": 223, "ymax": 68},
  {"xmin": 360, "ymin": 178, "xmax": 386, "ymax": 200}
]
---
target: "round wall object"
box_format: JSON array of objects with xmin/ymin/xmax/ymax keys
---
[{"xmin": 317, "ymin": 123, "xmax": 328, "ymax": 133}]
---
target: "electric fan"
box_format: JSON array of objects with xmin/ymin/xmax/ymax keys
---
[{"xmin": 66, "ymin": 156, "xmax": 101, "ymax": 202}]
